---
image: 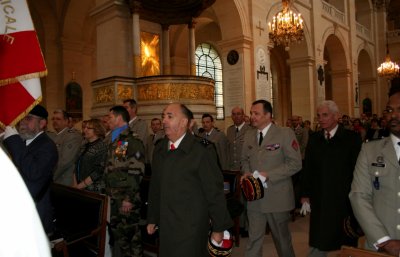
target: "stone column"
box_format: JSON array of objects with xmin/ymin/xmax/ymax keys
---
[
  {"xmin": 287, "ymin": 57, "xmax": 316, "ymax": 121},
  {"xmin": 162, "ymin": 25, "xmax": 171, "ymax": 75},
  {"xmin": 132, "ymin": 4, "xmax": 141, "ymax": 78},
  {"xmin": 188, "ymin": 20, "xmax": 196, "ymax": 75},
  {"xmin": 90, "ymin": 0, "xmax": 131, "ymax": 79}
]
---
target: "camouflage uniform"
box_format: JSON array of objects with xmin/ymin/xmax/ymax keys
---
[{"xmin": 105, "ymin": 127, "xmax": 145, "ymax": 257}]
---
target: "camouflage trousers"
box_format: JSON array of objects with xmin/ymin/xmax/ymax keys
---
[{"xmin": 109, "ymin": 198, "xmax": 142, "ymax": 257}]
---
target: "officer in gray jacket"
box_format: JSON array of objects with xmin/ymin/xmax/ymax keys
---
[
  {"xmin": 350, "ymin": 90, "xmax": 400, "ymax": 256},
  {"xmin": 50, "ymin": 109, "xmax": 82, "ymax": 186}
]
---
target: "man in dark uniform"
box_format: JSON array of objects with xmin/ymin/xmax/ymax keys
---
[
  {"xmin": 3, "ymin": 105, "xmax": 58, "ymax": 234},
  {"xmin": 147, "ymin": 103, "xmax": 232, "ymax": 257},
  {"xmin": 300, "ymin": 100, "xmax": 362, "ymax": 257},
  {"xmin": 105, "ymin": 105, "xmax": 145, "ymax": 257}
]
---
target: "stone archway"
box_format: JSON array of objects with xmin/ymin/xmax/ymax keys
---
[
  {"xmin": 357, "ymin": 49, "xmax": 375, "ymax": 116},
  {"xmin": 324, "ymin": 34, "xmax": 350, "ymax": 115}
]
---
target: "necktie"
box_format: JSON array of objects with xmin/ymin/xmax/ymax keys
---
[
  {"xmin": 170, "ymin": 143, "xmax": 176, "ymax": 150},
  {"xmin": 326, "ymin": 131, "xmax": 331, "ymax": 140},
  {"xmin": 236, "ymin": 127, "xmax": 239, "ymax": 133},
  {"xmin": 258, "ymin": 132, "xmax": 263, "ymax": 146}
]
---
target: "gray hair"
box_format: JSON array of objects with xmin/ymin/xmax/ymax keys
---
[{"xmin": 317, "ymin": 100, "xmax": 339, "ymax": 114}]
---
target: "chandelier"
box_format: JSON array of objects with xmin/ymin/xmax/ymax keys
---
[
  {"xmin": 377, "ymin": 43, "xmax": 400, "ymax": 79},
  {"xmin": 268, "ymin": 0, "xmax": 304, "ymax": 51}
]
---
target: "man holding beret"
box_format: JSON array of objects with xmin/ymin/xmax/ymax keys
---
[
  {"xmin": 3, "ymin": 104, "xmax": 58, "ymax": 234},
  {"xmin": 241, "ymin": 99, "xmax": 301, "ymax": 257}
]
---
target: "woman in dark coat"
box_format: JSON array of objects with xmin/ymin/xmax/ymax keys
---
[{"xmin": 73, "ymin": 118, "xmax": 107, "ymax": 193}]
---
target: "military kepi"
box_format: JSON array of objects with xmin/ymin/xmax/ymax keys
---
[
  {"xmin": 29, "ymin": 104, "xmax": 48, "ymax": 119},
  {"xmin": 241, "ymin": 176, "xmax": 264, "ymax": 201}
]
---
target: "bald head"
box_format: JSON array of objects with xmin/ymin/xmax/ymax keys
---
[{"xmin": 231, "ymin": 106, "xmax": 245, "ymax": 126}]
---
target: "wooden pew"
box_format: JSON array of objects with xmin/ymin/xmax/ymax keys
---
[
  {"xmin": 50, "ymin": 183, "xmax": 108, "ymax": 257},
  {"xmin": 339, "ymin": 246, "xmax": 395, "ymax": 257}
]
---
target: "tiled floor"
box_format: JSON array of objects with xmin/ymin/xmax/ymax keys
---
[{"xmin": 231, "ymin": 214, "xmax": 343, "ymax": 257}]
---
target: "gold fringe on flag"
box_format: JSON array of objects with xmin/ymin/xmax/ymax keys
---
[
  {"xmin": 0, "ymin": 96, "xmax": 43, "ymax": 130},
  {"xmin": 0, "ymin": 70, "xmax": 48, "ymax": 87}
]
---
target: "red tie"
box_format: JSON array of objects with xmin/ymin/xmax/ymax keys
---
[
  {"xmin": 170, "ymin": 143, "xmax": 176, "ymax": 150},
  {"xmin": 326, "ymin": 131, "xmax": 331, "ymax": 140}
]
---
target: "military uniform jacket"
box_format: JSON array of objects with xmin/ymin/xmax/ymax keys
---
[
  {"xmin": 147, "ymin": 133, "xmax": 233, "ymax": 257},
  {"xmin": 4, "ymin": 132, "xmax": 58, "ymax": 233},
  {"xmin": 350, "ymin": 136, "xmax": 400, "ymax": 250},
  {"xmin": 301, "ymin": 126, "xmax": 362, "ymax": 250},
  {"xmin": 129, "ymin": 118, "xmax": 149, "ymax": 148},
  {"xmin": 51, "ymin": 128, "xmax": 82, "ymax": 185},
  {"xmin": 241, "ymin": 124, "xmax": 302, "ymax": 213},
  {"xmin": 199, "ymin": 129, "xmax": 229, "ymax": 170},
  {"xmin": 105, "ymin": 127, "xmax": 145, "ymax": 205},
  {"xmin": 227, "ymin": 123, "xmax": 253, "ymax": 170}
]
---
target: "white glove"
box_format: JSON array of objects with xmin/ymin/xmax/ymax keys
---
[
  {"xmin": 4, "ymin": 126, "xmax": 18, "ymax": 139},
  {"xmin": 253, "ymin": 170, "xmax": 268, "ymax": 188},
  {"xmin": 300, "ymin": 201, "xmax": 311, "ymax": 216}
]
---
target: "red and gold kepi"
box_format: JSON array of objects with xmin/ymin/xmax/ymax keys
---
[
  {"xmin": 241, "ymin": 176, "xmax": 264, "ymax": 201},
  {"xmin": 208, "ymin": 231, "xmax": 233, "ymax": 257}
]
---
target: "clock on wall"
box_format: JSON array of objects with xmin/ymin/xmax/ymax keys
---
[{"xmin": 227, "ymin": 50, "xmax": 239, "ymax": 65}]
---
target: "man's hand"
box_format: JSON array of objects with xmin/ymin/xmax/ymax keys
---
[
  {"xmin": 147, "ymin": 224, "xmax": 157, "ymax": 235},
  {"xmin": 377, "ymin": 239, "xmax": 400, "ymax": 256},
  {"xmin": 259, "ymin": 170, "xmax": 269, "ymax": 181},
  {"xmin": 211, "ymin": 231, "xmax": 223, "ymax": 245},
  {"xmin": 4, "ymin": 126, "xmax": 18, "ymax": 139}
]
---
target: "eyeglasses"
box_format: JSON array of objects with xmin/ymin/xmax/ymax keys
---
[{"xmin": 21, "ymin": 115, "xmax": 40, "ymax": 122}]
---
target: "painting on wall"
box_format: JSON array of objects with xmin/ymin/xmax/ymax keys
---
[
  {"xmin": 141, "ymin": 31, "xmax": 160, "ymax": 76},
  {"xmin": 66, "ymin": 82, "xmax": 82, "ymax": 119}
]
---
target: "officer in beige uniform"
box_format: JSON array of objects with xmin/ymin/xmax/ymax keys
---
[
  {"xmin": 350, "ymin": 90, "xmax": 400, "ymax": 256},
  {"xmin": 227, "ymin": 107, "xmax": 253, "ymax": 171},
  {"xmin": 241, "ymin": 99, "xmax": 302, "ymax": 257},
  {"xmin": 123, "ymin": 99, "xmax": 148, "ymax": 147},
  {"xmin": 199, "ymin": 113, "xmax": 229, "ymax": 170},
  {"xmin": 50, "ymin": 109, "xmax": 82, "ymax": 186}
]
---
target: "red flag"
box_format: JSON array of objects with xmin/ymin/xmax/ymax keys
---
[{"xmin": 0, "ymin": 0, "xmax": 46, "ymax": 127}]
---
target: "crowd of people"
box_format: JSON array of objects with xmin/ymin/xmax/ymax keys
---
[{"xmin": 1, "ymin": 90, "xmax": 400, "ymax": 257}]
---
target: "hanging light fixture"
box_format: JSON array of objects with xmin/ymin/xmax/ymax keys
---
[
  {"xmin": 268, "ymin": 0, "xmax": 304, "ymax": 51},
  {"xmin": 377, "ymin": 42, "xmax": 400, "ymax": 79}
]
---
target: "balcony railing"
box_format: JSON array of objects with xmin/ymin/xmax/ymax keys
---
[
  {"xmin": 356, "ymin": 22, "xmax": 371, "ymax": 40},
  {"xmin": 322, "ymin": 0, "xmax": 346, "ymax": 25}
]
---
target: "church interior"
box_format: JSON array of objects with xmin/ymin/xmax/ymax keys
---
[{"xmin": 28, "ymin": 0, "xmax": 400, "ymax": 131}]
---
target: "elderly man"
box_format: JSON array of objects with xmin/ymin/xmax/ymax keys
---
[
  {"xmin": 241, "ymin": 99, "xmax": 302, "ymax": 257},
  {"xmin": 301, "ymin": 100, "xmax": 362, "ymax": 257},
  {"xmin": 51, "ymin": 109, "xmax": 82, "ymax": 185},
  {"xmin": 147, "ymin": 103, "xmax": 232, "ymax": 257},
  {"xmin": 3, "ymin": 105, "xmax": 58, "ymax": 234},
  {"xmin": 350, "ymin": 89, "xmax": 400, "ymax": 256}
]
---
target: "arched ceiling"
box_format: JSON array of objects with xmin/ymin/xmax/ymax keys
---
[{"xmin": 128, "ymin": 0, "xmax": 215, "ymax": 25}]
